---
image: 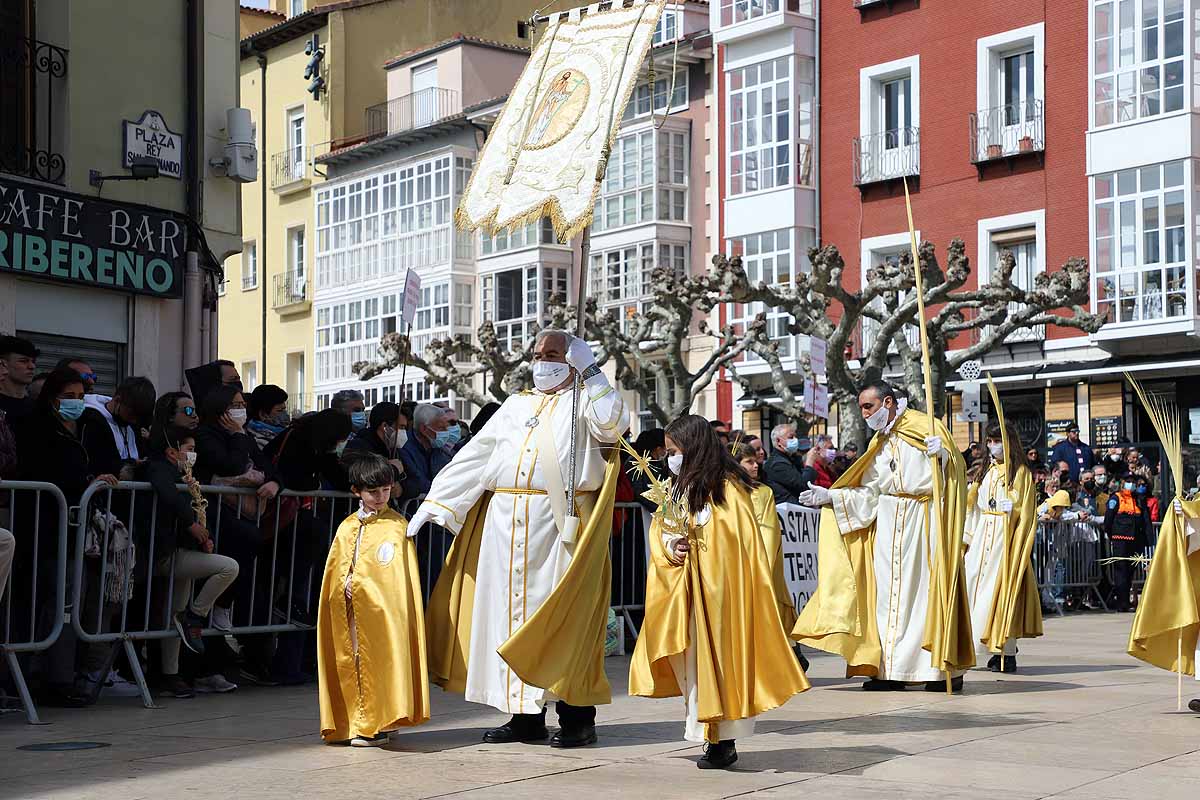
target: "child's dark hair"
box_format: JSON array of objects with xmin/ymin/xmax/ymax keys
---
[
  {"xmin": 149, "ymin": 424, "xmax": 196, "ymax": 455},
  {"xmin": 345, "ymin": 452, "xmax": 394, "ymax": 490}
]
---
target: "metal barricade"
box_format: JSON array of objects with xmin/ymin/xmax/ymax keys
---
[
  {"xmin": 1033, "ymin": 519, "xmax": 1107, "ymax": 615},
  {"xmin": 608, "ymin": 502, "xmax": 648, "ymax": 656},
  {"xmin": 0, "ymin": 480, "xmax": 69, "ymax": 725},
  {"xmin": 70, "ymin": 481, "xmax": 356, "ymax": 709}
]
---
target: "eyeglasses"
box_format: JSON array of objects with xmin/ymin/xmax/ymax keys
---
[{"xmin": 79, "ymin": 372, "xmax": 99, "ymax": 382}]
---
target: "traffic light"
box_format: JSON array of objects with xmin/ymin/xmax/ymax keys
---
[{"xmin": 304, "ymin": 33, "xmax": 325, "ymax": 99}]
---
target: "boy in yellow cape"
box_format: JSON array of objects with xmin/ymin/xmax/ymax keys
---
[
  {"xmin": 630, "ymin": 415, "xmax": 809, "ymax": 770},
  {"xmin": 793, "ymin": 381, "xmax": 975, "ymax": 690},
  {"xmin": 318, "ymin": 453, "xmax": 429, "ymax": 745}
]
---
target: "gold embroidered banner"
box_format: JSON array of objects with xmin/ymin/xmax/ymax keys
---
[{"xmin": 456, "ymin": 0, "xmax": 666, "ymax": 241}]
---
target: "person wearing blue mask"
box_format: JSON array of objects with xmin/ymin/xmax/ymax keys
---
[
  {"xmin": 435, "ymin": 403, "xmax": 466, "ymax": 454},
  {"xmin": 397, "ymin": 403, "xmax": 453, "ymax": 509},
  {"xmin": 246, "ymin": 384, "xmax": 291, "ymax": 451},
  {"xmin": 330, "ymin": 389, "xmax": 367, "ymax": 432},
  {"xmin": 762, "ymin": 422, "xmax": 812, "ymax": 505}
]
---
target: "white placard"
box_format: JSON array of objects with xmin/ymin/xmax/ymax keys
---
[
  {"xmin": 401, "ymin": 270, "xmax": 422, "ymax": 328},
  {"xmin": 813, "ymin": 383, "xmax": 829, "ymax": 420},
  {"xmin": 777, "ymin": 503, "xmax": 822, "ymax": 614},
  {"xmin": 810, "ymin": 336, "xmax": 827, "ymax": 378},
  {"xmin": 122, "ymin": 110, "xmax": 183, "ymax": 179},
  {"xmin": 803, "ymin": 378, "xmax": 814, "ymax": 413}
]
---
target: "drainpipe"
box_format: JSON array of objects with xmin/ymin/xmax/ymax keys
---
[
  {"xmin": 184, "ymin": 0, "xmax": 203, "ymax": 386},
  {"xmin": 184, "ymin": 252, "xmax": 203, "ymax": 374},
  {"xmin": 258, "ymin": 51, "xmax": 268, "ymax": 382}
]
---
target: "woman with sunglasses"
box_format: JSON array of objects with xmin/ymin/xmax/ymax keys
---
[{"xmin": 154, "ymin": 392, "xmax": 199, "ymax": 432}]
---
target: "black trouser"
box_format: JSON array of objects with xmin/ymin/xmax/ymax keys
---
[
  {"xmin": 513, "ymin": 701, "xmax": 596, "ymax": 729},
  {"xmin": 1108, "ymin": 537, "xmax": 1138, "ymax": 611}
]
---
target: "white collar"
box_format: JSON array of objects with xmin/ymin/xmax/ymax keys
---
[{"xmin": 882, "ymin": 398, "xmax": 909, "ymax": 435}]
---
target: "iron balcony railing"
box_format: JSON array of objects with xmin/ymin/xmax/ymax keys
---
[
  {"xmin": 365, "ymin": 87, "xmax": 460, "ymax": 140},
  {"xmin": 0, "ymin": 35, "xmax": 68, "ymax": 184},
  {"xmin": 270, "ymin": 147, "xmax": 308, "ymax": 188},
  {"xmin": 970, "ymin": 100, "xmax": 1045, "ymax": 163},
  {"xmin": 853, "ymin": 127, "xmax": 920, "ymax": 186},
  {"xmin": 273, "ymin": 270, "xmax": 308, "ymax": 308}
]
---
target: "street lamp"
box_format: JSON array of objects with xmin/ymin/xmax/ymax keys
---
[{"xmin": 89, "ymin": 155, "xmax": 161, "ymax": 189}]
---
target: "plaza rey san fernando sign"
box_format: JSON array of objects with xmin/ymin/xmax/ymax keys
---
[{"xmin": 0, "ymin": 175, "xmax": 186, "ymax": 299}]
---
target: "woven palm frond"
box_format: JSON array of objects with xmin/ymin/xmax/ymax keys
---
[{"xmin": 1126, "ymin": 373, "xmax": 1182, "ymax": 494}]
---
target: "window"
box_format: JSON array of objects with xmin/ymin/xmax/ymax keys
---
[
  {"xmin": 412, "ymin": 62, "xmax": 439, "ymax": 127},
  {"xmin": 241, "ymin": 362, "xmax": 258, "ymax": 391},
  {"xmin": 623, "ymin": 68, "xmax": 688, "ymax": 120},
  {"xmin": 979, "ymin": 211, "xmax": 1047, "ymax": 344},
  {"xmin": 591, "ymin": 128, "xmax": 689, "ymax": 232},
  {"xmin": 1093, "ymin": 0, "xmax": 1185, "ymax": 127},
  {"xmin": 286, "ymin": 107, "xmax": 305, "ymax": 181},
  {"xmin": 728, "ymin": 230, "xmax": 810, "ymax": 360},
  {"xmin": 719, "ymin": 0, "xmax": 813, "ymax": 26},
  {"xmin": 727, "ymin": 57, "xmax": 806, "ymax": 195},
  {"xmin": 653, "ymin": 7, "xmax": 680, "ymax": 45},
  {"xmin": 859, "ymin": 232, "xmax": 921, "ymax": 356},
  {"xmin": 976, "ymin": 26, "xmax": 1046, "ymax": 159},
  {"xmin": 882, "ymin": 77, "xmax": 913, "ymax": 150},
  {"xmin": 858, "ymin": 57, "xmax": 920, "ymax": 184},
  {"xmin": 289, "ymin": 0, "xmax": 304, "ymax": 16},
  {"xmin": 289, "ymin": 227, "xmax": 306, "ymax": 282},
  {"xmin": 481, "ymin": 266, "xmax": 568, "ymax": 350},
  {"xmin": 1002, "ymin": 51, "xmax": 1035, "ymax": 126},
  {"xmin": 480, "ymin": 218, "xmax": 555, "ymax": 256},
  {"xmin": 638, "ymin": 370, "xmax": 678, "ymax": 431},
  {"xmin": 453, "ymin": 281, "xmax": 473, "ymax": 329},
  {"xmin": 1093, "ymin": 160, "xmax": 1188, "ymax": 323},
  {"xmin": 416, "ymin": 282, "xmax": 450, "ymax": 331},
  {"xmin": 242, "ymin": 242, "xmax": 257, "ymax": 290}
]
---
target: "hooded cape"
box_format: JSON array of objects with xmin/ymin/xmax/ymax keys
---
[
  {"xmin": 751, "ymin": 484, "xmax": 799, "ymax": 632},
  {"xmin": 1127, "ymin": 497, "xmax": 1200, "ymax": 675},
  {"xmin": 425, "ymin": 450, "xmax": 621, "ymax": 707},
  {"xmin": 980, "ymin": 464, "xmax": 1043, "ymax": 651},
  {"xmin": 791, "ymin": 409, "xmax": 975, "ymax": 676},
  {"xmin": 629, "ymin": 480, "xmax": 810, "ymax": 737},
  {"xmin": 317, "ymin": 509, "xmax": 429, "ymax": 741}
]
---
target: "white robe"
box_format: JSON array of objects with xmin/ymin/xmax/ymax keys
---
[
  {"xmin": 963, "ymin": 464, "xmax": 1017, "ymax": 659},
  {"xmin": 417, "ymin": 379, "xmax": 629, "ymax": 714},
  {"xmin": 827, "ymin": 413, "xmax": 955, "ymax": 683}
]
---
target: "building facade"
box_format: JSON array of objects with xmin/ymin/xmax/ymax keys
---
[{"xmin": 0, "ymin": 0, "xmax": 243, "ymax": 394}]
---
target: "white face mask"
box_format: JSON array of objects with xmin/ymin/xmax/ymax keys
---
[
  {"xmin": 864, "ymin": 403, "xmax": 891, "ymax": 432},
  {"xmin": 987, "ymin": 442, "xmax": 1004, "ymax": 459},
  {"xmin": 184, "ymin": 451, "xmax": 197, "ymax": 467},
  {"xmin": 532, "ymin": 360, "xmax": 571, "ymax": 392},
  {"xmin": 227, "ymin": 408, "xmax": 248, "ymax": 425},
  {"xmin": 667, "ymin": 453, "xmax": 684, "ymax": 475},
  {"xmin": 393, "ymin": 429, "xmax": 408, "ymax": 450}
]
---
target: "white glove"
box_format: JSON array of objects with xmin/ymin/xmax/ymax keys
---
[
  {"xmin": 798, "ymin": 486, "xmax": 831, "ymax": 508},
  {"xmin": 1173, "ymin": 498, "xmax": 1184, "ymax": 516},
  {"xmin": 566, "ymin": 336, "xmax": 597, "ymax": 372},
  {"xmin": 925, "ymin": 435, "xmax": 944, "ymax": 459},
  {"xmin": 406, "ymin": 510, "xmax": 431, "ymax": 538}
]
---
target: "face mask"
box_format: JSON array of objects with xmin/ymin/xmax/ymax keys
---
[
  {"xmin": 825, "ymin": 448, "xmax": 837, "ymax": 461},
  {"xmin": 1083, "ymin": 481, "xmax": 1096, "ymax": 492},
  {"xmin": 57, "ymin": 398, "xmax": 86, "ymax": 421},
  {"xmin": 350, "ymin": 411, "xmax": 368, "ymax": 431},
  {"xmin": 394, "ymin": 429, "xmax": 408, "ymax": 450},
  {"xmin": 227, "ymin": 408, "xmax": 248, "ymax": 426},
  {"xmin": 667, "ymin": 453, "xmax": 683, "ymax": 475},
  {"xmin": 532, "ymin": 360, "xmax": 571, "ymax": 391},
  {"xmin": 865, "ymin": 403, "xmax": 891, "ymax": 432},
  {"xmin": 335, "ymin": 440, "xmax": 348, "ymax": 457},
  {"xmin": 1122, "ymin": 482, "xmax": 1135, "ymax": 491},
  {"xmin": 184, "ymin": 451, "xmax": 197, "ymax": 467},
  {"xmin": 785, "ymin": 437, "xmax": 800, "ymax": 454},
  {"xmin": 1136, "ymin": 485, "xmax": 1148, "ymax": 495},
  {"xmin": 1095, "ymin": 475, "xmax": 1107, "ymax": 486},
  {"xmin": 434, "ymin": 429, "xmax": 453, "ymax": 449},
  {"xmin": 271, "ymin": 410, "xmax": 291, "ymax": 428},
  {"xmin": 445, "ymin": 423, "xmax": 462, "ymax": 446},
  {"xmin": 987, "ymin": 442, "xmax": 1004, "ymax": 459}
]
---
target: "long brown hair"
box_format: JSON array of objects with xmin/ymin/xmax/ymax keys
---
[
  {"xmin": 665, "ymin": 415, "xmax": 754, "ymax": 511},
  {"xmin": 986, "ymin": 420, "xmax": 1030, "ymax": 485}
]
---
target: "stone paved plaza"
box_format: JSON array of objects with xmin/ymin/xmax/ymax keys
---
[{"xmin": 2, "ymin": 613, "xmax": 1198, "ymax": 800}]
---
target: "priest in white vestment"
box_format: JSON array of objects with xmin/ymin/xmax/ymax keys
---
[
  {"xmin": 410, "ymin": 329, "xmax": 629, "ymax": 748},
  {"xmin": 795, "ymin": 380, "xmax": 975, "ymax": 691}
]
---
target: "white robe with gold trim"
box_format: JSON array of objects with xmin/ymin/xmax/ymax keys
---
[
  {"xmin": 417, "ymin": 383, "xmax": 629, "ymax": 714},
  {"xmin": 963, "ymin": 464, "xmax": 1017, "ymax": 659}
]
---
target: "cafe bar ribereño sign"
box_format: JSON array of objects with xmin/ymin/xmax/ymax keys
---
[{"xmin": 0, "ymin": 175, "xmax": 185, "ymax": 299}]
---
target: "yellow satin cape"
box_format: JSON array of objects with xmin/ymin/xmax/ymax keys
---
[
  {"xmin": 751, "ymin": 484, "xmax": 799, "ymax": 632},
  {"xmin": 318, "ymin": 509, "xmax": 429, "ymax": 741},
  {"xmin": 981, "ymin": 465, "xmax": 1043, "ymax": 652},
  {"xmin": 629, "ymin": 480, "xmax": 810, "ymax": 740},
  {"xmin": 1127, "ymin": 497, "xmax": 1200, "ymax": 675},
  {"xmin": 425, "ymin": 450, "xmax": 622, "ymax": 707},
  {"xmin": 791, "ymin": 409, "xmax": 976, "ymax": 676}
]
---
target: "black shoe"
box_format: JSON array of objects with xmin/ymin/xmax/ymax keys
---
[
  {"xmin": 862, "ymin": 679, "xmax": 906, "ymax": 692},
  {"xmin": 999, "ymin": 656, "xmax": 1017, "ymax": 674},
  {"xmin": 174, "ymin": 610, "xmax": 207, "ymax": 655},
  {"xmin": 794, "ymin": 646, "xmax": 810, "ymax": 672},
  {"xmin": 238, "ymin": 662, "xmax": 280, "ymax": 687},
  {"xmin": 550, "ymin": 725, "xmax": 597, "ymax": 748},
  {"xmin": 159, "ymin": 675, "xmax": 195, "ymax": 699},
  {"xmin": 698, "ymin": 740, "xmax": 738, "ymax": 770},
  {"xmin": 924, "ymin": 676, "xmax": 964, "ymax": 693},
  {"xmin": 482, "ymin": 716, "xmax": 549, "ymax": 744},
  {"xmin": 1188, "ymin": 697, "xmax": 1200, "ymax": 714}
]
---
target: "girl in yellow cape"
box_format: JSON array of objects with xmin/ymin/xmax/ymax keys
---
[
  {"xmin": 962, "ymin": 421, "xmax": 1042, "ymax": 674},
  {"xmin": 630, "ymin": 415, "xmax": 810, "ymax": 770},
  {"xmin": 318, "ymin": 453, "xmax": 429, "ymax": 746}
]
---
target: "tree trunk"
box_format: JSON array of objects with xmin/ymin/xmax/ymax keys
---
[{"xmin": 838, "ymin": 401, "xmax": 868, "ymax": 451}]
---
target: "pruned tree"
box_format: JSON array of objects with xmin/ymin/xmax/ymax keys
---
[{"xmin": 725, "ymin": 239, "xmax": 1105, "ymax": 445}]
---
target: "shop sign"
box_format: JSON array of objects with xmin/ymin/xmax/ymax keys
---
[
  {"xmin": 123, "ymin": 110, "xmax": 183, "ymax": 179},
  {"xmin": 1046, "ymin": 419, "xmax": 1075, "ymax": 448},
  {"xmin": 1091, "ymin": 416, "xmax": 1123, "ymax": 447},
  {"xmin": 0, "ymin": 175, "xmax": 185, "ymax": 298}
]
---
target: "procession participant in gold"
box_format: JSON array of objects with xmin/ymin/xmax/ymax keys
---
[
  {"xmin": 793, "ymin": 380, "xmax": 975, "ymax": 691},
  {"xmin": 962, "ymin": 421, "xmax": 1041, "ymax": 674},
  {"xmin": 631, "ymin": 416, "xmax": 809, "ymax": 770},
  {"xmin": 318, "ymin": 454, "xmax": 428, "ymax": 746},
  {"xmin": 409, "ymin": 329, "xmax": 629, "ymax": 748},
  {"xmin": 737, "ymin": 443, "xmax": 800, "ymax": 636}
]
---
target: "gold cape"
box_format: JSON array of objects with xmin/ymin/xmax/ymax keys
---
[
  {"xmin": 791, "ymin": 409, "xmax": 976, "ymax": 676},
  {"xmin": 629, "ymin": 480, "xmax": 810, "ymax": 738},
  {"xmin": 751, "ymin": 484, "xmax": 799, "ymax": 632},
  {"xmin": 425, "ymin": 450, "xmax": 621, "ymax": 707},
  {"xmin": 1127, "ymin": 497, "xmax": 1200, "ymax": 675},
  {"xmin": 317, "ymin": 509, "xmax": 429, "ymax": 741},
  {"xmin": 980, "ymin": 465, "xmax": 1044, "ymax": 652}
]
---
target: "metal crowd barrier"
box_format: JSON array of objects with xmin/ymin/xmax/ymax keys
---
[
  {"xmin": 0, "ymin": 481, "xmax": 70, "ymax": 725},
  {"xmin": 1032, "ymin": 519, "xmax": 1160, "ymax": 616}
]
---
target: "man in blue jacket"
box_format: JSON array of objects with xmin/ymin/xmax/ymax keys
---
[{"xmin": 1050, "ymin": 423, "xmax": 1095, "ymax": 482}]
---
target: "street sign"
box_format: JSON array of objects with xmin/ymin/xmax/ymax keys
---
[
  {"xmin": 810, "ymin": 336, "xmax": 827, "ymax": 378},
  {"xmin": 122, "ymin": 110, "xmax": 183, "ymax": 179},
  {"xmin": 401, "ymin": 270, "xmax": 422, "ymax": 327},
  {"xmin": 957, "ymin": 382, "xmax": 981, "ymax": 423}
]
